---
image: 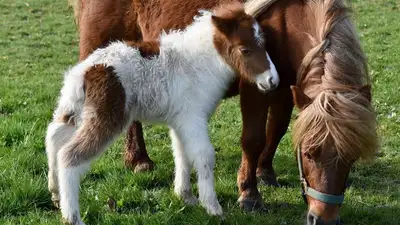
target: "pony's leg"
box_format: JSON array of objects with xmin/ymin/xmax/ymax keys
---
[
  {"xmin": 237, "ymin": 81, "xmax": 269, "ymax": 211},
  {"xmin": 257, "ymin": 90, "xmax": 293, "ymax": 186},
  {"xmin": 175, "ymin": 120, "xmax": 222, "ymax": 215},
  {"xmin": 124, "ymin": 122, "xmax": 154, "ymax": 172},
  {"xmin": 45, "ymin": 121, "xmax": 76, "ymax": 208},
  {"xmin": 57, "ymin": 121, "xmax": 123, "ymax": 225},
  {"xmin": 170, "ymin": 128, "xmax": 198, "ymax": 205}
]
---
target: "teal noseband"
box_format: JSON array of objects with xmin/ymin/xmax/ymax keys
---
[{"xmin": 297, "ymin": 147, "xmax": 345, "ymax": 205}]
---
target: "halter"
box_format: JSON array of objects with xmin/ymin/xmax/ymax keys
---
[{"xmin": 297, "ymin": 146, "xmax": 345, "ymax": 205}]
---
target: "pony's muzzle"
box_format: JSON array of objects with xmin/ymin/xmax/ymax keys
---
[{"xmin": 307, "ymin": 211, "xmax": 341, "ymax": 225}]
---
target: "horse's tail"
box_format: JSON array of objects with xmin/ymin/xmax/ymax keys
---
[{"xmin": 67, "ymin": 0, "xmax": 81, "ymax": 26}]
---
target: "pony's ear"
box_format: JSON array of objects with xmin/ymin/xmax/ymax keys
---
[
  {"xmin": 359, "ymin": 84, "xmax": 372, "ymax": 102},
  {"xmin": 290, "ymin": 85, "xmax": 312, "ymax": 110},
  {"xmin": 211, "ymin": 15, "xmax": 235, "ymax": 35}
]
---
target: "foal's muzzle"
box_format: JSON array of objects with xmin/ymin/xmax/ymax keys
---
[{"xmin": 256, "ymin": 53, "xmax": 279, "ymax": 93}]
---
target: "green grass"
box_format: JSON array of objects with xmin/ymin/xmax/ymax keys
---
[{"xmin": 0, "ymin": 0, "xmax": 399, "ymax": 224}]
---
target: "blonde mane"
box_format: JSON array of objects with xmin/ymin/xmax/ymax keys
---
[
  {"xmin": 68, "ymin": 0, "xmax": 80, "ymax": 25},
  {"xmin": 244, "ymin": 0, "xmax": 279, "ymax": 17},
  {"xmin": 293, "ymin": 0, "xmax": 378, "ymax": 163},
  {"xmin": 244, "ymin": 0, "xmax": 378, "ymax": 163}
]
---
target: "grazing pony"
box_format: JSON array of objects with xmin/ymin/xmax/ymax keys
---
[
  {"xmin": 45, "ymin": 4, "xmax": 278, "ymax": 224},
  {"xmin": 68, "ymin": 0, "xmax": 378, "ymax": 224}
]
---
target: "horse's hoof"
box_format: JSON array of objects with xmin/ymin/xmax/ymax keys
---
[
  {"xmin": 238, "ymin": 194, "xmax": 266, "ymax": 212},
  {"xmin": 133, "ymin": 160, "xmax": 154, "ymax": 173},
  {"xmin": 257, "ymin": 169, "xmax": 280, "ymax": 187}
]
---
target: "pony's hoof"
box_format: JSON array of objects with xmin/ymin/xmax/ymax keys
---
[
  {"xmin": 257, "ymin": 169, "xmax": 280, "ymax": 187},
  {"xmin": 238, "ymin": 194, "xmax": 266, "ymax": 212},
  {"xmin": 51, "ymin": 193, "xmax": 60, "ymax": 209},
  {"xmin": 133, "ymin": 161, "xmax": 154, "ymax": 173}
]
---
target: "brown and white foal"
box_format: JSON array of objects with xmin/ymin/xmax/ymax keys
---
[{"xmin": 45, "ymin": 4, "xmax": 278, "ymax": 224}]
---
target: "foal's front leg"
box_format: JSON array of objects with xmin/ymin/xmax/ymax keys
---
[{"xmin": 174, "ymin": 119, "xmax": 222, "ymax": 216}]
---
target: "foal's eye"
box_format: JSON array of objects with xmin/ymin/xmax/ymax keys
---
[{"xmin": 240, "ymin": 47, "xmax": 251, "ymax": 55}]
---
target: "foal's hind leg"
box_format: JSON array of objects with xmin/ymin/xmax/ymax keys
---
[
  {"xmin": 170, "ymin": 128, "xmax": 198, "ymax": 205},
  {"xmin": 45, "ymin": 119, "xmax": 76, "ymax": 208},
  {"xmin": 57, "ymin": 121, "xmax": 123, "ymax": 225},
  {"xmin": 174, "ymin": 119, "xmax": 222, "ymax": 215}
]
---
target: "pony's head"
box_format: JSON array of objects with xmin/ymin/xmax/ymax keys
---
[
  {"xmin": 289, "ymin": 1, "xmax": 378, "ymax": 224},
  {"xmin": 211, "ymin": 3, "xmax": 279, "ymax": 93}
]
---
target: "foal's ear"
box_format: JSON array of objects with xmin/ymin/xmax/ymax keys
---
[
  {"xmin": 290, "ymin": 85, "xmax": 312, "ymax": 110},
  {"xmin": 211, "ymin": 15, "xmax": 235, "ymax": 35},
  {"xmin": 359, "ymin": 84, "xmax": 372, "ymax": 102}
]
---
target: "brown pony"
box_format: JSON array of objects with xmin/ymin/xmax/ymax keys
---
[{"xmin": 67, "ymin": 0, "xmax": 378, "ymax": 224}]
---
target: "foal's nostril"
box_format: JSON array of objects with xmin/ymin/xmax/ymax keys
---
[{"xmin": 268, "ymin": 76, "xmax": 273, "ymax": 86}]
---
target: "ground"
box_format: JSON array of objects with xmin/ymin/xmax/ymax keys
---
[{"xmin": 0, "ymin": 0, "xmax": 399, "ymax": 224}]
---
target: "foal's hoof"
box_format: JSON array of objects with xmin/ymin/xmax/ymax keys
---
[
  {"xmin": 204, "ymin": 202, "xmax": 223, "ymax": 216},
  {"xmin": 184, "ymin": 195, "xmax": 199, "ymax": 205},
  {"xmin": 257, "ymin": 169, "xmax": 280, "ymax": 187},
  {"xmin": 133, "ymin": 160, "xmax": 154, "ymax": 173},
  {"xmin": 51, "ymin": 193, "xmax": 60, "ymax": 209}
]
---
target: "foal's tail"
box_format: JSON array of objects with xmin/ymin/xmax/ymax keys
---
[{"xmin": 47, "ymin": 61, "xmax": 127, "ymax": 168}]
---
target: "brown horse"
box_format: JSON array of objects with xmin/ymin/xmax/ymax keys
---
[{"xmin": 68, "ymin": 0, "xmax": 378, "ymax": 224}]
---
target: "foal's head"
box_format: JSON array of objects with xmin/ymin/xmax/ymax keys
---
[{"xmin": 211, "ymin": 3, "xmax": 279, "ymax": 92}]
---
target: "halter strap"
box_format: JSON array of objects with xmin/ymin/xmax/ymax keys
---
[{"xmin": 297, "ymin": 147, "xmax": 345, "ymax": 205}]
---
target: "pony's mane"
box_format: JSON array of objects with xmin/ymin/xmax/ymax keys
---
[
  {"xmin": 293, "ymin": 0, "xmax": 378, "ymax": 163},
  {"xmin": 244, "ymin": 0, "xmax": 279, "ymax": 17},
  {"xmin": 68, "ymin": 0, "xmax": 80, "ymax": 25}
]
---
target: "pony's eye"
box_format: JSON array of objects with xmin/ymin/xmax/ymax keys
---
[{"xmin": 240, "ymin": 48, "xmax": 251, "ymax": 55}]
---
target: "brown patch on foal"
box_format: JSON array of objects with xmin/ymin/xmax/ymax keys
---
[
  {"xmin": 61, "ymin": 65, "xmax": 126, "ymax": 167},
  {"xmin": 55, "ymin": 113, "xmax": 75, "ymax": 126},
  {"xmin": 125, "ymin": 40, "xmax": 160, "ymax": 58}
]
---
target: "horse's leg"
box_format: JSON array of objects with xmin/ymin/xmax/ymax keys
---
[
  {"xmin": 78, "ymin": 1, "xmax": 151, "ymax": 172},
  {"xmin": 257, "ymin": 89, "xmax": 293, "ymax": 186},
  {"xmin": 237, "ymin": 81, "xmax": 269, "ymax": 211},
  {"xmin": 169, "ymin": 128, "xmax": 198, "ymax": 205},
  {"xmin": 45, "ymin": 121, "xmax": 76, "ymax": 208},
  {"xmin": 124, "ymin": 122, "xmax": 154, "ymax": 172},
  {"xmin": 174, "ymin": 119, "xmax": 222, "ymax": 215}
]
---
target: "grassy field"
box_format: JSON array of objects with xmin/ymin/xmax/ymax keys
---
[{"xmin": 0, "ymin": 0, "xmax": 399, "ymax": 224}]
